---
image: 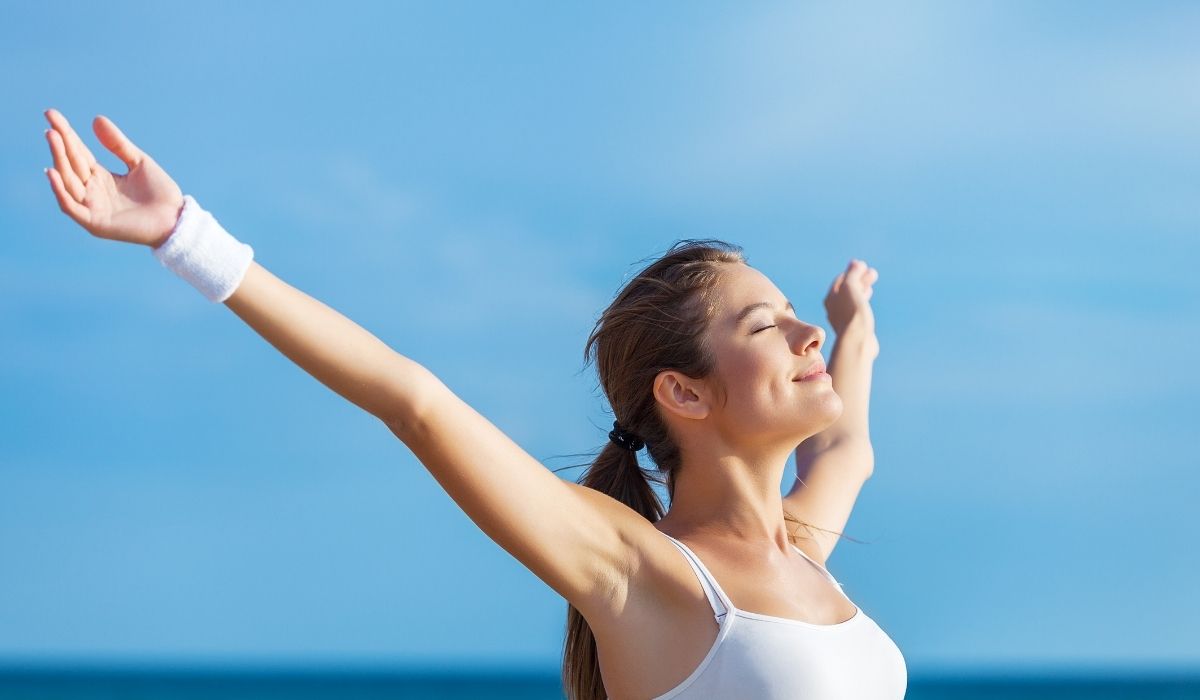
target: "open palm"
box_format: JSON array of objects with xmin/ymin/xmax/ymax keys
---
[{"xmin": 43, "ymin": 108, "xmax": 184, "ymax": 248}]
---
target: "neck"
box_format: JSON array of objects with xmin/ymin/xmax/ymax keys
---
[{"xmin": 657, "ymin": 438, "xmax": 798, "ymax": 552}]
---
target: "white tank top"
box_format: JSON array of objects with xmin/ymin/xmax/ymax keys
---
[{"xmin": 645, "ymin": 532, "xmax": 908, "ymax": 699}]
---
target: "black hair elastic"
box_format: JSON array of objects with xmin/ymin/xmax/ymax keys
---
[{"xmin": 608, "ymin": 420, "xmax": 645, "ymax": 452}]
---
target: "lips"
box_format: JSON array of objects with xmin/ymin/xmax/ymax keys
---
[{"xmin": 794, "ymin": 361, "xmax": 827, "ymax": 381}]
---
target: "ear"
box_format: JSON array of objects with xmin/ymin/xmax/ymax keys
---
[{"xmin": 653, "ymin": 370, "xmax": 712, "ymax": 422}]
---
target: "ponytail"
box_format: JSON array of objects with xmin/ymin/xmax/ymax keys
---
[{"xmin": 561, "ymin": 435, "xmax": 664, "ymax": 700}]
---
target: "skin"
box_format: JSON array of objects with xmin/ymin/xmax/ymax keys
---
[
  {"xmin": 42, "ymin": 107, "xmax": 883, "ymax": 699},
  {"xmin": 595, "ymin": 264, "xmax": 884, "ymax": 698},
  {"xmin": 653, "ymin": 259, "xmax": 877, "ymax": 547},
  {"xmin": 42, "ymin": 108, "xmax": 183, "ymax": 247}
]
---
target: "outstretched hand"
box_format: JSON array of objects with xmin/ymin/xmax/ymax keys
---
[
  {"xmin": 42, "ymin": 108, "xmax": 184, "ymax": 248},
  {"xmin": 823, "ymin": 259, "xmax": 880, "ymax": 356}
]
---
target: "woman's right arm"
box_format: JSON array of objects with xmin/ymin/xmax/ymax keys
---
[
  {"xmin": 224, "ymin": 260, "xmax": 650, "ymax": 621},
  {"xmin": 41, "ymin": 108, "xmax": 658, "ymax": 623},
  {"xmin": 221, "ymin": 260, "xmax": 432, "ymax": 427},
  {"xmin": 223, "ymin": 261, "xmax": 652, "ymax": 619}
]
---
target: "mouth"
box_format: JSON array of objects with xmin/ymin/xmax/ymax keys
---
[{"xmin": 793, "ymin": 361, "xmax": 828, "ymax": 381}]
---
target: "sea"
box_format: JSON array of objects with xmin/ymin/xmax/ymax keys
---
[{"xmin": 0, "ymin": 668, "xmax": 1197, "ymax": 700}]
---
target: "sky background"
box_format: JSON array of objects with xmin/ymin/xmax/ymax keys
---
[{"xmin": 2, "ymin": 0, "xmax": 1197, "ymax": 679}]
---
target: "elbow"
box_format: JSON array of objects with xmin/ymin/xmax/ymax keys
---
[
  {"xmin": 380, "ymin": 408, "xmax": 423, "ymax": 441},
  {"xmin": 375, "ymin": 360, "xmax": 441, "ymax": 437},
  {"xmin": 854, "ymin": 442, "xmax": 875, "ymax": 480}
]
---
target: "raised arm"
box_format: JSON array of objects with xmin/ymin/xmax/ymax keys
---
[
  {"xmin": 223, "ymin": 260, "xmax": 644, "ymax": 618},
  {"xmin": 784, "ymin": 259, "xmax": 880, "ymax": 565},
  {"xmin": 41, "ymin": 108, "xmax": 652, "ymax": 623},
  {"xmin": 221, "ymin": 261, "xmax": 427, "ymax": 423}
]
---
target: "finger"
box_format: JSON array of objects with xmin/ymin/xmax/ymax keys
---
[
  {"xmin": 829, "ymin": 270, "xmax": 846, "ymax": 295},
  {"xmin": 93, "ymin": 115, "xmax": 145, "ymax": 169},
  {"xmin": 44, "ymin": 109, "xmax": 97, "ymax": 181},
  {"xmin": 865, "ymin": 267, "xmax": 879, "ymax": 285},
  {"xmin": 46, "ymin": 129, "xmax": 86, "ymax": 202},
  {"xmin": 45, "ymin": 167, "xmax": 90, "ymax": 226}
]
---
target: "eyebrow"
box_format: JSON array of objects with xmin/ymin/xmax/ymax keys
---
[{"xmin": 735, "ymin": 299, "xmax": 795, "ymax": 325}]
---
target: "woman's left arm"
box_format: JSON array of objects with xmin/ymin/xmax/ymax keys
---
[
  {"xmin": 800, "ymin": 324, "xmax": 877, "ymax": 460},
  {"xmin": 783, "ymin": 260, "xmax": 880, "ymax": 563}
]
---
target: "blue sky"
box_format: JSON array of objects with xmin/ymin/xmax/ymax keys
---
[{"xmin": 2, "ymin": 1, "xmax": 1197, "ymax": 677}]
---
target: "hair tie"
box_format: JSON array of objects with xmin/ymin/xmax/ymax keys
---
[{"xmin": 608, "ymin": 420, "xmax": 645, "ymax": 452}]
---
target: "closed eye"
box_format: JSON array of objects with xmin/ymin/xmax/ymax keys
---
[{"xmin": 752, "ymin": 325, "xmax": 777, "ymax": 334}]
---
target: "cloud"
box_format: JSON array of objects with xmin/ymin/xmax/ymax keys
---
[
  {"xmin": 618, "ymin": 3, "xmax": 1200, "ymax": 199},
  {"xmin": 240, "ymin": 149, "xmax": 611, "ymax": 345},
  {"xmin": 267, "ymin": 150, "xmax": 421, "ymax": 236},
  {"xmin": 882, "ymin": 300, "xmax": 1199, "ymax": 405}
]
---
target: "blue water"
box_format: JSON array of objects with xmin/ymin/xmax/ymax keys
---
[{"xmin": 1, "ymin": 671, "xmax": 1198, "ymax": 700}]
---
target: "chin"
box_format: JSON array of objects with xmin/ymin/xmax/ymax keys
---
[{"xmin": 807, "ymin": 390, "xmax": 845, "ymax": 432}]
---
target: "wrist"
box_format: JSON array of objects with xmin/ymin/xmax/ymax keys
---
[
  {"xmin": 150, "ymin": 195, "xmax": 254, "ymax": 303},
  {"xmin": 147, "ymin": 196, "xmax": 187, "ymax": 250},
  {"xmin": 834, "ymin": 323, "xmax": 877, "ymax": 350}
]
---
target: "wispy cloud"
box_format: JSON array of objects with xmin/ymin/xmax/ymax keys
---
[
  {"xmin": 253, "ymin": 150, "xmax": 608, "ymax": 330},
  {"xmin": 883, "ymin": 300, "xmax": 1199, "ymax": 404},
  {"xmin": 620, "ymin": 3, "xmax": 1200, "ymax": 199},
  {"xmin": 272, "ymin": 151, "xmax": 420, "ymax": 234}
]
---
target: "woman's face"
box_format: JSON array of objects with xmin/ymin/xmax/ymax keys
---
[{"xmin": 700, "ymin": 262, "xmax": 843, "ymax": 446}]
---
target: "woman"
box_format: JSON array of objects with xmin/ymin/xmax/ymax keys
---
[{"xmin": 41, "ymin": 108, "xmax": 906, "ymax": 699}]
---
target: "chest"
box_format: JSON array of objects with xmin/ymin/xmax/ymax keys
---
[{"xmin": 591, "ymin": 545, "xmax": 857, "ymax": 699}]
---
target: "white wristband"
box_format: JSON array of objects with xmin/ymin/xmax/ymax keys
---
[{"xmin": 151, "ymin": 195, "xmax": 254, "ymax": 303}]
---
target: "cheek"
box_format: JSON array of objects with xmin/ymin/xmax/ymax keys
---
[
  {"xmin": 723, "ymin": 349, "xmax": 775, "ymax": 380},
  {"xmin": 727, "ymin": 362, "xmax": 792, "ymax": 409},
  {"xmin": 712, "ymin": 347, "xmax": 788, "ymax": 410}
]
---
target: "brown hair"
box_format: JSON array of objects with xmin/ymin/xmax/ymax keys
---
[{"xmin": 559, "ymin": 239, "xmax": 850, "ymax": 699}]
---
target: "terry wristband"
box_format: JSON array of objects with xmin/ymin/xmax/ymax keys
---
[{"xmin": 151, "ymin": 195, "xmax": 254, "ymax": 303}]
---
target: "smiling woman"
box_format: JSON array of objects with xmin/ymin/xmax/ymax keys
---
[
  {"xmin": 557, "ymin": 253, "xmax": 900, "ymax": 700},
  {"xmin": 40, "ymin": 107, "xmax": 899, "ymax": 700}
]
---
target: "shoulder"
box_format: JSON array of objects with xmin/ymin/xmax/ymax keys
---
[{"xmin": 576, "ymin": 512, "xmax": 705, "ymax": 632}]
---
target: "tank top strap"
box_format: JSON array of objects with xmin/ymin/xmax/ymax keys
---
[
  {"xmin": 660, "ymin": 532, "xmax": 734, "ymax": 622},
  {"xmin": 790, "ymin": 543, "xmax": 847, "ymax": 592}
]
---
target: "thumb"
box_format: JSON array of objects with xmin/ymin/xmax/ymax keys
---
[
  {"xmin": 829, "ymin": 271, "xmax": 846, "ymax": 295},
  {"xmin": 93, "ymin": 115, "xmax": 145, "ymax": 169}
]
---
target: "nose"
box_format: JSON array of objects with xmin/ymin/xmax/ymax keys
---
[{"xmin": 789, "ymin": 321, "xmax": 824, "ymax": 355}]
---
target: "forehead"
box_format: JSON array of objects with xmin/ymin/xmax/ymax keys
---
[{"xmin": 715, "ymin": 264, "xmax": 784, "ymax": 315}]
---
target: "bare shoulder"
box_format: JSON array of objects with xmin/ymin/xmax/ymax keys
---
[
  {"xmin": 583, "ymin": 516, "xmax": 732, "ymax": 700},
  {"xmin": 571, "ymin": 502, "xmax": 709, "ymax": 634},
  {"xmin": 561, "ymin": 481, "xmax": 691, "ymax": 605}
]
